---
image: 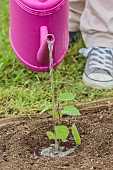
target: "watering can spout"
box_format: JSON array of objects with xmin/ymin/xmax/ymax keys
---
[{"xmin": 36, "ymin": 26, "xmax": 55, "ymax": 66}]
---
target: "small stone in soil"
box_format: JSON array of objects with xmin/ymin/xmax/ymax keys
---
[
  {"xmin": 62, "ymin": 161, "xmax": 69, "ymax": 166},
  {"xmin": 3, "ymin": 155, "xmax": 8, "ymax": 161}
]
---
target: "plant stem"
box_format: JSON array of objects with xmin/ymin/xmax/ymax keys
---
[
  {"xmin": 57, "ymin": 101, "xmax": 60, "ymax": 126},
  {"xmin": 54, "ymin": 138, "xmax": 59, "ymax": 151},
  {"xmin": 57, "ymin": 101, "xmax": 61, "ymax": 150}
]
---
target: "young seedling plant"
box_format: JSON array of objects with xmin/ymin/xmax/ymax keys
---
[{"xmin": 40, "ymin": 92, "xmax": 81, "ymax": 152}]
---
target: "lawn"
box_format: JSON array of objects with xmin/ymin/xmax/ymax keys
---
[{"xmin": 0, "ymin": 0, "xmax": 113, "ymax": 117}]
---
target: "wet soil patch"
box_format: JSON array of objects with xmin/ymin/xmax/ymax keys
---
[{"xmin": 0, "ymin": 99, "xmax": 113, "ymax": 170}]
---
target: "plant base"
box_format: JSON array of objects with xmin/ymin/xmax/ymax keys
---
[{"xmin": 34, "ymin": 144, "xmax": 75, "ymax": 157}]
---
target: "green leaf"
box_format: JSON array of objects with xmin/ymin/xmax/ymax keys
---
[
  {"xmin": 61, "ymin": 106, "xmax": 80, "ymax": 116},
  {"xmin": 47, "ymin": 131, "xmax": 55, "ymax": 140},
  {"xmin": 55, "ymin": 125, "xmax": 69, "ymax": 141},
  {"xmin": 49, "ymin": 112, "xmax": 59, "ymax": 119},
  {"xmin": 39, "ymin": 104, "xmax": 52, "ymax": 115},
  {"xmin": 72, "ymin": 124, "xmax": 81, "ymax": 145},
  {"xmin": 59, "ymin": 93, "xmax": 76, "ymax": 101}
]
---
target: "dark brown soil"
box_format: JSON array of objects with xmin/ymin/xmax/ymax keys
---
[{"xmin": 0, "ymin": 99, "xmax": 113, "ymax": 170}]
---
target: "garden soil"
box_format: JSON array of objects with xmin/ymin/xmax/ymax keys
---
[{"xmin": 0, "ymin": 98, "xmax": 113, "ymax": 170}]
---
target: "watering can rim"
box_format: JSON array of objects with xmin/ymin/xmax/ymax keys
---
[{"xmin": 15, "ymin": 0, "xmax": 66, "ymax": 15}]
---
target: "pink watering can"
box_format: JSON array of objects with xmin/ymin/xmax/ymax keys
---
[{"xmin": 9, "ymin": 0, "xmax": 69, "ymax": 72}]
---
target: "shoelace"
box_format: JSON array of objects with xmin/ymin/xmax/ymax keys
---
[{"xmin": 79, "ymin": 47, "xmax": 113, "ymax": 74}]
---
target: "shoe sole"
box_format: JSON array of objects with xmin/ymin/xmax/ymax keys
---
[{"xmin": 82, "ymin": 73, "xmax": 113, "ymax": 89}]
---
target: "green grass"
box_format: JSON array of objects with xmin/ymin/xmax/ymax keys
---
[{"xmin": 0, "ymin": 0, "xmax": 113, "ymax": 117}]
